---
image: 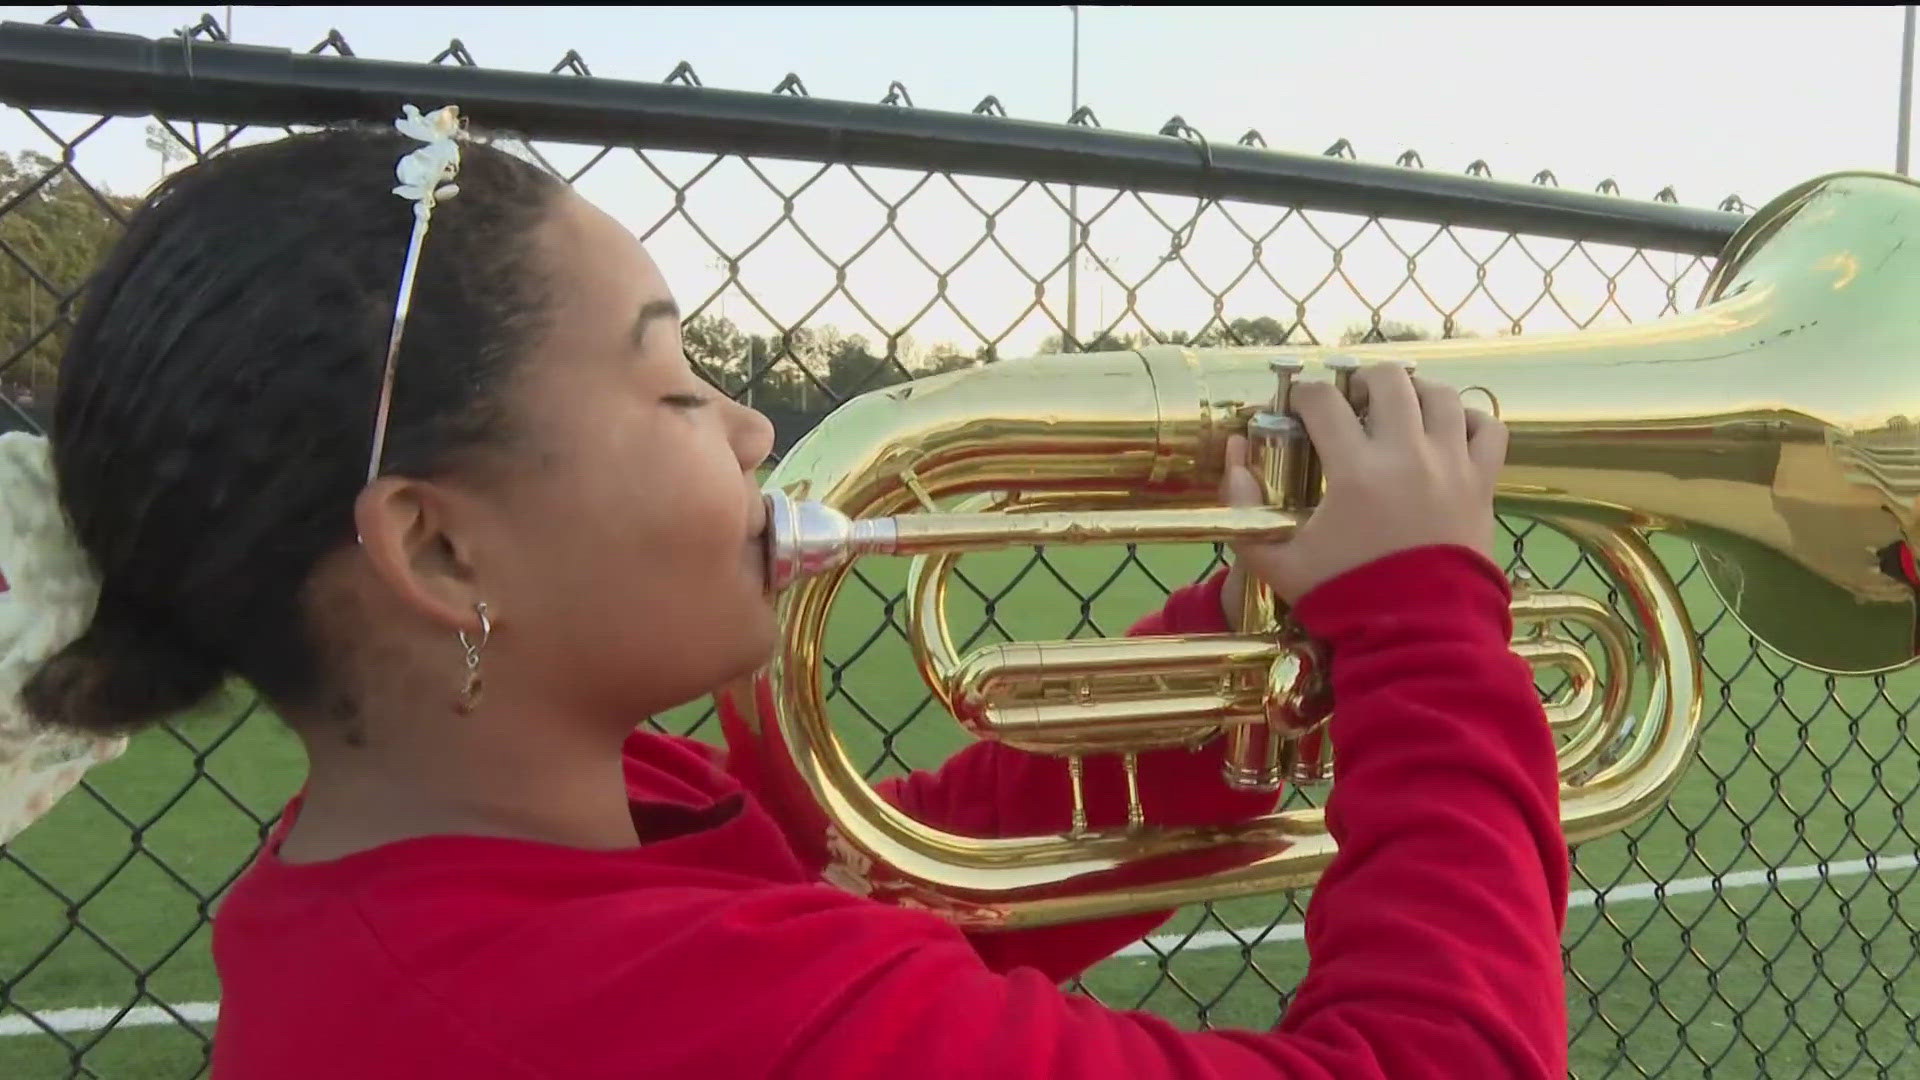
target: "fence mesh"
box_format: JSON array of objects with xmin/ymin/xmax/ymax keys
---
[{"xmin": 3, "ymin": 8, "xmax": 1919, "ymax": 1080}]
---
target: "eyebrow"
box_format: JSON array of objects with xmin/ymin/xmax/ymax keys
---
[{"xmin": 630, "ymin": 298, "xmax": 682, "ymax": 348}]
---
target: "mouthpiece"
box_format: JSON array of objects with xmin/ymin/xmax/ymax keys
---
[{"xmin": 763, "ymin": 491, "xmax": 899, "ymax": 593}]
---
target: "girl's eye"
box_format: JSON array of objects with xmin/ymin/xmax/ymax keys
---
[{"xmin": 661, "ymin": 393, "xmax": 709, "ymax": 409}]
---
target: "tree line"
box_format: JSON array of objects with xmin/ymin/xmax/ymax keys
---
[
  {"xmin": 683, "ymin": 314, "xmax": 1467, "ymax": 415},
  {"xmin": 1, "ymin": 150, "xmax": 141, "ymax": 398}
]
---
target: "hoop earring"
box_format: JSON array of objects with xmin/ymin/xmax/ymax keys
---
[{"xmin": 456, "ymin": 601, "xmax": 492, "ymax": 715}]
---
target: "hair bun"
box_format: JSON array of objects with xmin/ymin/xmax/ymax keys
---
[{"xmin": 20, "ymin": 596, "xmax": 225, "ymax": 738}]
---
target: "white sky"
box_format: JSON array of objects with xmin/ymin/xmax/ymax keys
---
[{"xmin": 0, "ymin": 5, "xmax": 1910, "ymax": 356}]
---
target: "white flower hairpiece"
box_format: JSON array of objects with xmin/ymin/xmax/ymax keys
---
[
  {"xmin": 391, "ymin": 104, "xmax": 464, "ymax": 216},
  {"xmin": 0, "ymin": 104, "xmax": 466, "ymax": 845}
]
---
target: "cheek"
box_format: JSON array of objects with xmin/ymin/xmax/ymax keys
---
[
  {"xmin": 631, "ymin": 431, "xmax": 749, "ymax": 550},
  {"xmin": 483, "ymin": 361, "xmax": 780, "ymax": 708},
  {"xmin": 505, "ymin": 431, "xmax": 766, "ymax": 677}
]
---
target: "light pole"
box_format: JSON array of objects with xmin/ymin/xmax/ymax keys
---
[
  {"xmin": 1901, "ymin": 6, "xmax": 1916, "ymax": 175},
  {"xmin": 1065, "ymin": 5, "xmax": 1081, "ymax": 351}
]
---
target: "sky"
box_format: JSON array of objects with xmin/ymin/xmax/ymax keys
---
[{"xmin": 0, "ymin": 5, "xmax": 1911, "ymax": 357}]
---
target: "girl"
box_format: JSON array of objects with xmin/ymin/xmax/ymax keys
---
[{"xmin": 8, "ymin": 110, "xmax": 1568, "ymax": 1077}]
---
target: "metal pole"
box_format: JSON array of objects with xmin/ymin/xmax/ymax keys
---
[
  {"xmin": 224, "ymin": 5, "xmax": 234, "ymax": 145},
  {"xmin": 1065, "ymin": 5, "xmax": 1080, "ymax": 351},
  {"xmin": 0, "ymin": 21, "xmax": 1748, "ymax": 253},
  {"xmin": 1901, "ymin": 5, "xmax": 1915, "ymax": 176}
]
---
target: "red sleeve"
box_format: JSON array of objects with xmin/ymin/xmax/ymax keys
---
[
  {"xmin": 870, "ymin": 566, "xmax": 1282, "ymax": 982},
  {"xmin": 759, "ymin": 545, "xmax": 1569, "ymax": 1079}
]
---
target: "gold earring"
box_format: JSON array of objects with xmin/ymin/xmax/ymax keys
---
[{"xmin": 456, "ymin": 601, "xmax": 491, "ymax": 715}]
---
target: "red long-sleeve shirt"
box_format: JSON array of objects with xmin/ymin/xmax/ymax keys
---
[{"xmin": 208, "ymin": 546, "xmax": 1568, "ymax": 1078}]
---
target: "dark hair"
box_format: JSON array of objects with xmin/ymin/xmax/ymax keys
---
[{"xmin": 21, "ymin": 124, "xmax": 565, "ymax": 736}]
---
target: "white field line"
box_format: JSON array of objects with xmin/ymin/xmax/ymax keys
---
[
  {"xmin": 0, "ymin": 1000, "xmax": 217, "ymax": 1039},
  {"xmin": 2, "ymin": 852, "xmax": 1915, "ymax": 1038},
  {"xmin": 1113, "ymin": 850, "xmax": 1920, "ymax": 958}
]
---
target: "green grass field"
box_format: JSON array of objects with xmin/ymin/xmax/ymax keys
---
[{"xmin": 4, "ymin": 525, "xmax": 1920, "ymax": 1079}]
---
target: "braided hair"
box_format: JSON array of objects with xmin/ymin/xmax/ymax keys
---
[{"xmin": 23, "ymin": 126, "xmax": 563, "ymax": 735}]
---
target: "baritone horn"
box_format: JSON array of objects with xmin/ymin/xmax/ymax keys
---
[{"xmin": 719, "ymin": 171, "xmax": 1920, "ymax": 932}]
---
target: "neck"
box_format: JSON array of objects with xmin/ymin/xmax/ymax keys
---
[{"xmin": 278, "ymin": 693, "xmax": 639, "ymax": 864}]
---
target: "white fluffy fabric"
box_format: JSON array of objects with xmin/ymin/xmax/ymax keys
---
[{"xmin": 0, "ymin": 431, "xmax": 126, "ymax": 846}]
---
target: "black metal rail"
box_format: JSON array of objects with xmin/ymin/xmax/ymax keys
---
[{"xmin": 0, "ymin": 20, "xmax": 1747, "ymax": 254}]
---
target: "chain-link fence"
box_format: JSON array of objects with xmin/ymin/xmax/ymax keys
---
[{"xmin": 4, "ymin": 8, "xmax": 1919, "ymax": 1080}]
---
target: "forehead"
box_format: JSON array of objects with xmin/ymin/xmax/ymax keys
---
[{"xmin": 534, "ymin": 190, "xmax": 677, "ymax": 353}]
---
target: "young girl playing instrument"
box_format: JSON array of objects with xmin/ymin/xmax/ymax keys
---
[{"xmin": 1, "ymin": 106, "xmax": 1567, "ymax": 1078}]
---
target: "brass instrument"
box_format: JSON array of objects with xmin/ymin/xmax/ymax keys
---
[{"xmin": 721, "ymin": 171, "xmax": 1920, "ymax": 931}]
